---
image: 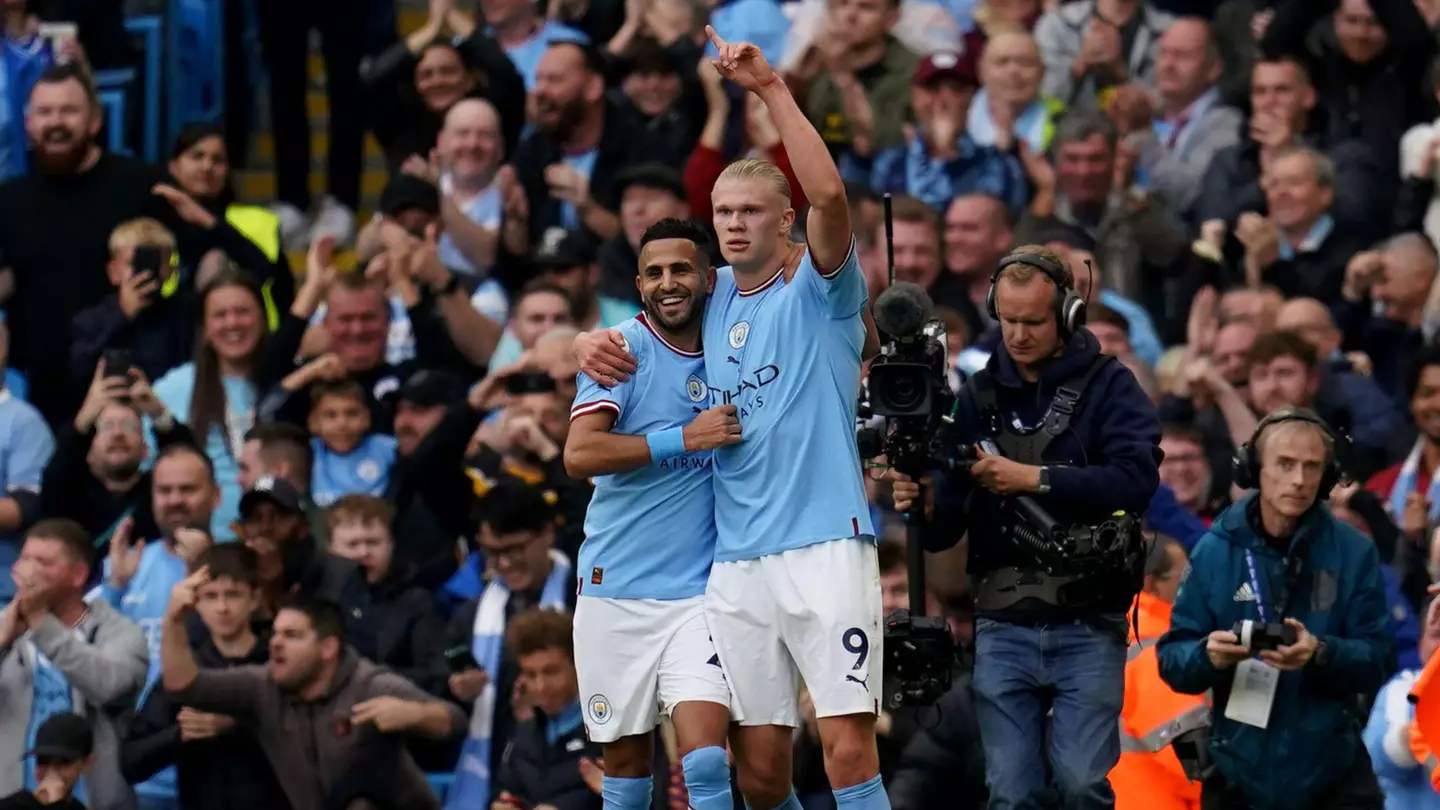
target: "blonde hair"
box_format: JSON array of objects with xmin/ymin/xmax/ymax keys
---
[
  {"xmin": 996, "ymin": 245, "xmax": 1074, "ymax": 288},
  {"xmin": 716, "ymin": 157, "xmax": 791, "ymax": 203},
  {"xmin": 109, "ymin": 217, "xmax": 176, "ymax": 257}
]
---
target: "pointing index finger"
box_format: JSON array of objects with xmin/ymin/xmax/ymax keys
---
[{"xmin": 705, "ymin": 25, "xmax": 725, "ymax": 49}]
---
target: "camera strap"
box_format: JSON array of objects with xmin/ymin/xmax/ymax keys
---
[{"xmin": 967, "ymin": 355, "xmax": 1111, "ymax": 464}]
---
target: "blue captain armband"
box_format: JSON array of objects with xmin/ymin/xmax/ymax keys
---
[{"xmin": 646, "ymin": 427, "xmax": 687, "ymax": 464}]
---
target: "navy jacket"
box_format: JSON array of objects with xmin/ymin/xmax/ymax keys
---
[
  {"xmin": 1156, "ymin": 495, "xmax": 1392, "ymax": 810},
  {"xmin": 923, "ymin": 330, "xmax": 1161, "ymax": 585}
]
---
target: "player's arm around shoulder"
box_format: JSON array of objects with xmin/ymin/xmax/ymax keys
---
[{"xmin": 565, "ymin": 340, "xmax": 644, "ymax": 478}]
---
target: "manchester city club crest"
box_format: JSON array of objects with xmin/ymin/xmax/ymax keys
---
[
  {"xmin": 728, "ymin": 321, "xmax": 750, "ymax": 349},
  {"xmin": 587, "ymin": 694, "xmax": 612, "ymax": 724},
  {"xmin": 357, "ymin": 460, "xmax": 381, "ymax": 483},
  {"xmin": 686, "ymin": 374, "xmax": 708, "ymax": 403}
]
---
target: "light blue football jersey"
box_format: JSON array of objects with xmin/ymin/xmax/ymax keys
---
[
  {"xmin": 702, "ymin": 242, "xmax": 875, "ymax": 562},
  {"xmin": 571, "ymin": 313, "xmax": 717, "ymax": 599}
]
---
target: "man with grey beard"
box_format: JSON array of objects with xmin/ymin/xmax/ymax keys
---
[
  {"xmin": 506, "ymin": 41, "xmax": 657, "ymax": 254},
  {"xmin": 39, "ymin": 363, "xmax": 196, "ymax": 569}
]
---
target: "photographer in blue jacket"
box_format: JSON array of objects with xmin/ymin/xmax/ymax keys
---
[{"xmin": 1156, "ymin": 407, "xmax": 1393, "ymax": 810}]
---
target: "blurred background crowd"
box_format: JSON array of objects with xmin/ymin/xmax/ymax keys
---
[{"xmin": 5, "ymin": 0, "xmax": 1440, "ymax": 807}]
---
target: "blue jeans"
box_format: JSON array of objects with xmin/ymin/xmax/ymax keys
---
[{"xmin": 972, "ymin": 617, "xmax": 1126, "ymax": 810}]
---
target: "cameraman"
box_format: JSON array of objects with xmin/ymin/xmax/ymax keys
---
[
  {"xmin": 1155, "ymin": 408, "xmax": 1391, "ymax": 810},
  {"xmin": 893, "ymin": 245, "xmax": 1161, "ymax": 809}
]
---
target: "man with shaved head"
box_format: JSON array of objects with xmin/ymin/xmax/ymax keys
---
[
  {"xmin": 969, "ymin": 30, "xmax": 1065, "ymax": 154},
  {"xmin": 1339, "ymin": 233, "xmax": 1436, "ymax": 400},
  {"xmin": 1276, "ymin": 297, "xmax": 1403, "ymax": 464},
  {"xmin": 1134, "ymin": 18, "xmax": 1242, "ymax": 219},
  {"xmin": 434, "ymin": 98, "xmax": 505, "ymax": 275}
]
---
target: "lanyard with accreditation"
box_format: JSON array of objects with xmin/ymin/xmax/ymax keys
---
[{"xmin": 1224, "ymin": 550, "xmax": 1287, "ymax": 729}]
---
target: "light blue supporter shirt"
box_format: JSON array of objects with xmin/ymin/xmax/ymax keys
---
[
  {"xmin": 150, "ymin": 364, "xmax": 255, "ymax": 542},
  {"xmin": 92, "ymin": 542, "xmax": 187, "ymax": 803},
  {"xmin": 499, "ymin": 21, "xmax": 590, "ymax": 90},
  {"xmin": 702, "ymin": 244, "xmax": 874, "ymax": 561},
  {"xmin": 0, "ymin": 389, "xmax": 53, "ymax": 603},
  {"xmin": 26, "ymin": 640, "xmax": 88, "ymax": 803},
  {"xmin": 311, "ymin": 434, "xmax": 399, "ymax": 507},
  {"xmin": 571, "ymin": 314, "xmax": 716, "ymax": 600}
]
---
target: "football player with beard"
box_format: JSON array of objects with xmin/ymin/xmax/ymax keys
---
[{"xmin": 563, "ymin": 217, "xmax": 738, "ymax": 810}]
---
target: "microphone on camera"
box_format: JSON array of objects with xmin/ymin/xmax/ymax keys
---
[{"xmin": 873, "ymin": 282, "xmax": 935, "ymax": 341}]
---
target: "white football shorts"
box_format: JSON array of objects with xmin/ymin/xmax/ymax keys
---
[
  {"xmin": 573, "ymin": 594, "xmax": 733, "ymax": 743},
  {"xmin": 705, "ymin": 538, "xmax": 883, "ymax": 727}
]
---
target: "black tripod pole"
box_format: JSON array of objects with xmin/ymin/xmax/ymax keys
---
[{"xmin": 903, "ymin": 489, "xmax": 926, "ymax": 618}]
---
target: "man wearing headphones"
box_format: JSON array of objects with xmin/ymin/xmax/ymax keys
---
[
  {"xmin": 1156, "ymin": 408, "xmax": 1390, "ymax": 810},
  {"xmin": 892, "ymin": 245, "xmax": 1161, "ymax": 809}
]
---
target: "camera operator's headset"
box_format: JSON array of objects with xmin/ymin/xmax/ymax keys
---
[
  {"xmin": 1231, "ymin": 407, "xmax": 1342, "ymax": 493},
  {"xmin": 986, "ymin": 252, "xmax": 1088, "ymax": 342}
]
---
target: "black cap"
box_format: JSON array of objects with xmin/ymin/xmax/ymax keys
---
[
  {"xmin": 397, "ymin": 369, "xmax": 466, "ymax": 408},
  {"xmin": 239, "ymin": 476, "xmax": 305, "ymax": 517},
  {"xmin": 379, "ymin": 174, "xmax": 441, "ymax": 219},
  {"xmin": 530, "ymin": 227, "xmax": 596, "ymax": 271},
  {"xmin": 25, "ymin": 712, "xmax": 92, "ymax": 762},
  {"xmin": 614, "ymin": 163, "xmax": 687, "ymax": 203}
]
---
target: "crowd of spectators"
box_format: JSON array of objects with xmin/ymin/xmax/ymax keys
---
[{"xmin": 5, "ymin": 0, "xmax": 1440, "ymax": 807}]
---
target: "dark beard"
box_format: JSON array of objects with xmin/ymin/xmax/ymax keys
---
[
  {"xmin": 534, "ymin": 97, "xmax": 588, "ymax": 138},
  {"xmin": 101, "ymin": 459, "xmax": 142, "ymax": 483},
  {"xmin": 30, "ymin": 137, "xmax": 93, "ymax": 174},
  {"xmin": 642, "ymin": 296, "xmax": 701, "ymax": 333}
]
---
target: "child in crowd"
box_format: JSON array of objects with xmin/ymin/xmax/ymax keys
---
[
  {"xmin": 120, "ymin": 544, "xmax": 287, "ymax": 810},
  {"xmin": 308, "ymin": 378, "xmax": 397, "ymax": 507}
]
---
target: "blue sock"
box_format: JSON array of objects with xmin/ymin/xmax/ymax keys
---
[
  {"xmin": 601, "ymin": 775, "xmax": 652, "ymax": 810},
  {"xmin": 681, "ymin": 746, "xmax": 733, "ymax": 810},
  {"xmin": 747, "ymin": 791, "xmax": 803, "ymax": 810},
  {"xmin": 833, "ymin": 774, "xmax": 889, "ymax": 810}
]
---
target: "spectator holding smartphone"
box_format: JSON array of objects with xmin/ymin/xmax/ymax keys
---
[{"xmin": 69, "ymin": 219, "xmax": 193, "ymax": 393}]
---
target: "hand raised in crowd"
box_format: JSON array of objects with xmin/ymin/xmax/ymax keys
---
[
  {"xmin": 919, "ymin": 92, "xmax": 965, "ymax": 159},
  {"xmin": 117, "ymin": 265, "xmax": 160, "ymax": 319},
  {"xmin": 1185, "ymin": 286, "xmax": 1219, "ymax": 355},
  {"xmin": 401, "ymin": 150, "xmax": 443, "ymax": 184},
  {"xmin": 166, "ymin": 566, "xmax": 212, "ymax": 621},
  {"xmin": 544, "ymin": 163, "xmax": 590, "ymax": 207},
  {"xmin": 128, "ymin": 369, "xmax": 167, "ymax": 421},
  {"xmin": 0, "ymin": 599, "xmax": 23, "ymax": 647},
  {"xmin": 282, "ymin": 352, "xmax": 347, "ymax": 393},
  {"xmin": 497, "ymin": 165, "xmax": 528, "ymax": 222},
  {"xmin": 1076, "ymin": 17, "xmax": 1122, "ymax": 77},
  {"xmin": 1259, "ymin": 619, "xmax": 1320, "ymax": 671},
  {"xmin": 1018, "ymin": 142, "xmax": 1056, "ymax": 195},
  {"xmin": 172, "ymin": 527, "xmax": 212, "ymax": 566},
  {"xmin": 698, "ymin": 57, "xmax": 728, "ymax": 106},
  {"xmin": 352, "ymin": 696, "xmax": 421, "ymax": 733},
  {"xmin": 404, "ymin": 223, "xmax": 453, "ymax": 294},
  {"xmin": 503, "ymin": 411, "xmax": 560, "ymax": 462},
  {"xmin": 13, "ymin": 558, "xmax": 51, "ymax": 626},
  {"xmin": 575, "ymin": 329, "xmax": 637, "ymax": 386},
  {"xmin": 153, "ymin": 183, "xmax": 218, "ymax": 229},
  {"xmin": 683, "ymin": 404, "xmax": 743, "ymax": 451},
  {"xmin": 75, "ymin": 363, "xmax": 135, "ymax": 432},
  {"xmin": 1341, "ymin": 250, "xmax": 1385, "ymax": 303},
  {"xmin": 107, "ymin": 517, "xmax": 145, "ymax": 592},
  {"xmin": 1250, "ymin": 8, "xmax": 1274, "ymax": 40},
  {"xmin": 1107, "ymin": 83, "xmax": 1153, "ymax": 138},
  {"xmin": 448, "ymin": 668, "xmax": 489, "ymax": 703},
  {"xmin": 177, "ymin": 707, "xmax": 235, "ymax": 741},
  {"xmin": 707, "ymin": 26, "xmax": 779, "ymax": 93},
  {"xmin": 1328, "ymin": 480, "xmax": 1360, "ymax": 511},
  {"xmin": 1205, "ymin": 628, "xmax": 1251, "ymax": 670},
  {"xmin": 970, "ymin": 445, "xmax": 1040, "ymax": 495}
]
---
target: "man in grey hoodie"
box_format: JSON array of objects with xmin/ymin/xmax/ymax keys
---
[
  {"xmin": 160, "ymin": 568, "xmax": 466, "ymax": 810},
  {"xmin": 0, "ymin": 518, "xmax": 150, "ymax": 810}
]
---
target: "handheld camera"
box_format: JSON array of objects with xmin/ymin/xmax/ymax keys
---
[
  {"xmin": 858, "ymin": 195, "xmax": 959, "ymax": 708},
  {"xmin": 1232, "ymin": 619, "xmax": 1297, "ymax": 653}
]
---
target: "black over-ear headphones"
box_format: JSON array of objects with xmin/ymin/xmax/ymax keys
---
[
  {"xmin": 985, "ymin": 252, "xmax": 1088, "ymax": 342},
  {"xmin": 1231, "ymin": 407, "xmax": 1341, "ymax": 493}
]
